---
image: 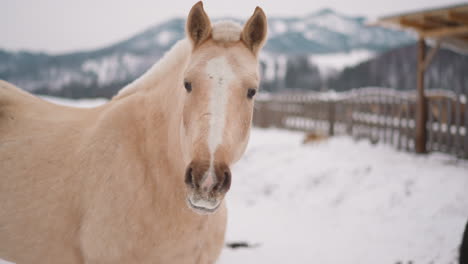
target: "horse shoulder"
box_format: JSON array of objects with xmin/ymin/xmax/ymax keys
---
[{"xmin": 75, "ymin": 95, "xmax": 157, "ymax": 261}]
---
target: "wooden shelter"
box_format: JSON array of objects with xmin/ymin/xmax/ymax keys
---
[{"xmin": 374, "ymin": 4, "xmax": 468, "ymax": 153}]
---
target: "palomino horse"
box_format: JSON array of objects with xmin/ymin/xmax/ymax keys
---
[{"xmin": 0, "ymin": 2, "xmax": 267, "ymax": 263}]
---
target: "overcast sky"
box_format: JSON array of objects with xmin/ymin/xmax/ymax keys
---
[{"xmin": 1, "ymin": 0, "xmax": 464, "ymax": 54}]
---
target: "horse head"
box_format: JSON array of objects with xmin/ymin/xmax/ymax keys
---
[{"xmin": 181, "ymin": 2, "xmax": 267, "ymax": 214}]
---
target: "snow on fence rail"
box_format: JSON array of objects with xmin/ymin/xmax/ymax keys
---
[{"xmin": 253, "ymin": 87, "xmax": 468, "ymax": 159}]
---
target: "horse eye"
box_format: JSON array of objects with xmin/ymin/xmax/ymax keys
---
[
  {"xmin": 184, "ymin": 81, "xmax": 192, "ymax": 93},
  {"xmin": 247, "ymin": 88, "xmax": 256, "ymax": 99}
]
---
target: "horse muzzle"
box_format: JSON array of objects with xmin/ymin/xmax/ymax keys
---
[{"xmin": 184, "ymin": 160, "xmax": 231, "ymax": 214}]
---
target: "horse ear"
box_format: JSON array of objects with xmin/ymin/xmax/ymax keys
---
[
  {"xmin": 241, "ymin": 7, "xmax": 268, "ymax": 56},
  {"xmin": 186, "ymin": 1, "xmax": 212, "ymax": 48}
]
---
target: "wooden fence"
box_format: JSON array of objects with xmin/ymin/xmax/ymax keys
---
[{"xmin": 253, "ymin": 87, "xmax": 468, "ymax": 159}]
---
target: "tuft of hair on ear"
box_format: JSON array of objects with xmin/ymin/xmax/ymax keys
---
[
  {"xmin": 241, "ymin": 7, "xmax": 268, "ymax": 56},
  {"xmin": 186, "ymin": 1, "xmax": 212, "ymax": 48}
]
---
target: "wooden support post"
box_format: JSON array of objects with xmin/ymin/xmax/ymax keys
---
[{"xmin": 415, "ymin": 37, "xmax": 428, "ymax": 153}]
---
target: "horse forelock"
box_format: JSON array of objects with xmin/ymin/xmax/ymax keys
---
[{"xmin": 211, "ymin": 21, "xmax": 242, "ymax": 43}]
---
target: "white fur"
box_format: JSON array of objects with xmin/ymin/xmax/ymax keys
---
[
  {"xmin": 200, "ymin": 56, "xmax": 234, "ymax": 190},
  {"xmin": 189, "ymin": 198, "xmax": 220, "ymax": 210},
  {"xmin": 201, "ymin": 168, "xmax": 216, "ymax": 189},
  {"xmin": 211, "ymin": 21, "xmax": 242, "ymax": 43}
]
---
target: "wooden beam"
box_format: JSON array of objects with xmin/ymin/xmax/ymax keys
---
[
  {"xmin": 415, "ymin": 37, "xmax": 428, "ymax": 154},
  {"xmin": 424, "ymin": 15, "xmax": 460, "ymax": 27},
  {"xmin": 420, "ymin": 25, "xmax": 468, "ymax": 38},
  {"xmin": 400, "ymin": 18, "xmax": 433, "ymax": 31},
  {"xmin": 449, "ymin": 11, "xmax": 468, "ymax": 25}
]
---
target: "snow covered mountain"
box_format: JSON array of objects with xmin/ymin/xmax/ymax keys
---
[
  {"xmin": 0, "ymin": 9, "xmax": 414, "ymax": 98},
  {"xmin": 267, "ymin": 8, "xmax": 412, "ymax": 54}
]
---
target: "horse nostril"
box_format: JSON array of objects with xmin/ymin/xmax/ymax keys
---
[
  {"xmin": 221, "ymin": 170, "xmax": 231, "ymax": 191},
  {"xmin": 185, "ymin": 167, "xmax": 194, "ymax": 188},
  {"xmin": 212, "ymin": 170, "xmax": 231, "ymax": 193}
]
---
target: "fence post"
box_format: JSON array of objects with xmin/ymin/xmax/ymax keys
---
[
  {"xmin": 465, "ymin": 85, "xmax": 468, "ymax": 159},
  {"xmin": 454, "ymin": 85, "xmax": 462, "ymax": 157},
  {"xmin": 255, "ymin": 101, "xmax": 268, "ymax": 128},
  {"xmin": 446, "ymin": 98, "xmax": 453, "ymax": 152},
  {"xmin": 328, "ymin": 100, "xmax": 335, "ymax": 136},
  {"xmin": 348, "ymin": 99, "xmax": 354, "ymax": 136},
  {"xmin": 427, "ymin": 99, "xmax": 433, "ymax": 151}
]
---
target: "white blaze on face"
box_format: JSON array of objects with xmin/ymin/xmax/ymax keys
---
[{"xmin": 200, "ymin": 56, "xmax": 235, "ymax": 190}]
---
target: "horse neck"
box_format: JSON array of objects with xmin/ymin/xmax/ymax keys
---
[
  {"xmin": 115, "ymin": 40, "xmax": 192, "ymax": 200},
  {"xmin": 113, "ymin": 38, "xmax": 192, "ymax": 161}
]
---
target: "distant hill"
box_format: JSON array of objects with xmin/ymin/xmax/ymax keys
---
[
  {"xmin": 0, "ymin": 9, "xmax": 414, "ymax": 98},
  {"xmin": 327, "ymin": 44, "xmax": 468, "ymax": 92}
]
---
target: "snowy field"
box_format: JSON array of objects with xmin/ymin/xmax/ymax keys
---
[
  {"xmin": 222, "ymin": 129, "xmax": 468, "ymax": 264},
  {"xmin": 2, "ymin": 97, "xmax": 468, "ymax": 264}
]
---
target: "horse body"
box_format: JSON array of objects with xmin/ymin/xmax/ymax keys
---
[
  {"xmin": 0, "ymin": 81, "xmax": 226, "ymax": 264},
  {"xmin": 0, "ymin": 2, "xmax": 267, "ymax": 263}
]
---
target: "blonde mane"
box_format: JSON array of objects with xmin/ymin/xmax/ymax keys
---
[
  {"xmin": 113, "ymin": 21, "xmax": 242, "ymax": 100},
  {"xmin": 113, "ymin": 39, "xmax": 192, "ymax": 99}
]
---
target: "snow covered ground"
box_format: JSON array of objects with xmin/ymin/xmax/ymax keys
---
[
  {"xmin": 39, "ymin": 95, "xmax": 108, "ymax": 108},
  {"xmin": 221, "ymin": 129, "xmax": 468, "ymax": 264},
  {"xmin": 1, "ymin": 97, "xmax": 467, "ymax": 264}
]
